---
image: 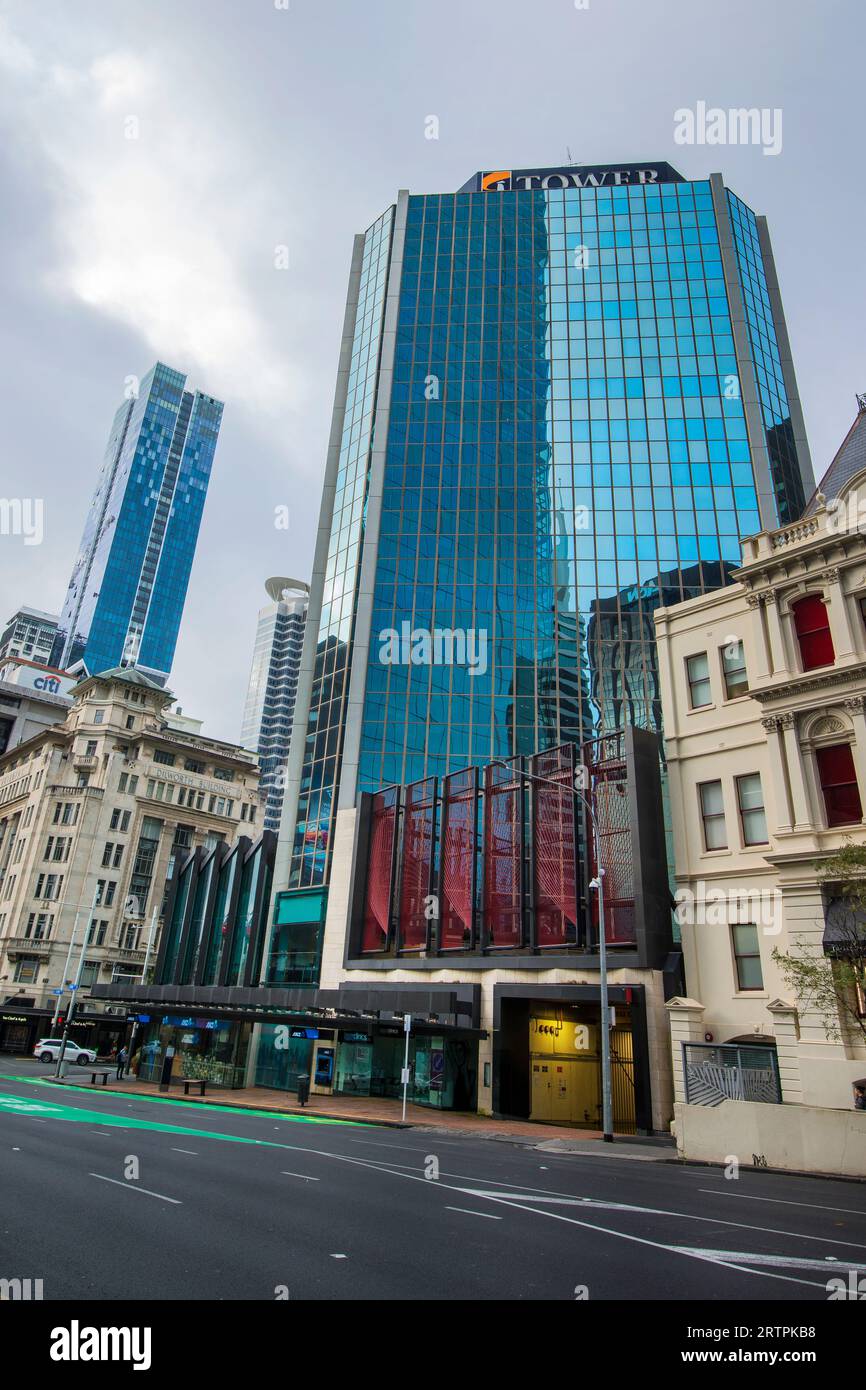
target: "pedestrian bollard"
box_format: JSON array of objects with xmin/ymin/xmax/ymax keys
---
[{"xmin": 296, "ymin": 1073, "xmax": 311, "ymax": 1107}]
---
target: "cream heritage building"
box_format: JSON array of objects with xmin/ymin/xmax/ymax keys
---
[
  {"xmin": 0, "ymin": 667, "xmax": 263, "ymax": 1055},
  {"xmin": 656, "ymin": 457, "xmax": 866, "ymax": 1118}
]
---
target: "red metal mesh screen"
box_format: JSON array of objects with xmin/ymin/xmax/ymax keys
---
[
  {"xmin": 483, "ymin": 760, "xmax": 522, "ymax": 947},
  {"xmin": 533, "ymin": 745, "xmax": 578, "ymax": 946},
  {"xmin": 398, "ymin": 777, "xmax": 435, "ymax": 950},
  {"xmin": 585, "ymin": 736, "xmax": 635, "ymax": 945},
  {"xmin": 440, "ymin": 768, "xmax": 476, "ymax": 950},
  {"xmin": 361, "ymin": 787, "xmax": 398, "ymax": 952}
]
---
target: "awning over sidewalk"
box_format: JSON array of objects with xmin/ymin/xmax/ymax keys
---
[{"xmin": 88, "ymin": 983, "xmax": 487, "ymax": 1039}]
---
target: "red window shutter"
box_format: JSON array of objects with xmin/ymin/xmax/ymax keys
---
[
  {"xmin": 816, "ymin": 744, "xmax": 862, "ymax": 827},
  {"xmin": 792, "ymin": 596, "xmax": 834, "ymax": 670}
]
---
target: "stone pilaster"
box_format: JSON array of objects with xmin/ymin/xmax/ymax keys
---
[
  {"xmin": 763, "ymin": 589, "xmax": 789, "ymax": 676},
  {"xmin": 665, "ymin": 996, "xmax": 706, "ymax": 1106},
  {"xmin": 766, "ymin": 998, "xmax": 803, "ymax": 1105}
]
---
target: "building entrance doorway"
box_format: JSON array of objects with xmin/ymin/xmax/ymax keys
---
[{"xmin": 528, "ymin": 1007, "xmax": 636, "ymax": 1132}]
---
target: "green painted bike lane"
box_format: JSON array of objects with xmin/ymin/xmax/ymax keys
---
[{"xmin": 0, "ymin": 1073, "xmax": 356, "ymax": 1148}]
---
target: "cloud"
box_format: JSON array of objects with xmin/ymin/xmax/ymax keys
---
[{"xmin": 0, "ymin": 17, "xmax": 301, "ymax": 417}]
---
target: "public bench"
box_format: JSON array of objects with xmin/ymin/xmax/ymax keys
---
[{"xmin": 182, "ymin": 1078, "xmax": 207, "ymax": 1096}]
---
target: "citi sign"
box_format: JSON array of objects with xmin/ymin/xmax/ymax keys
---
[
  {"xmin": 481, "ymin": 166, "xmax": 665, "ymax": 192},
  {"xmin": 33, "ymin": 676, "xmax": 63, "ymax": 693}
]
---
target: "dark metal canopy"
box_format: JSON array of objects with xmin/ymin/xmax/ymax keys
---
[{"xmin": 88, "ymin": 983, "xmax": 487, "ymax": 1038}]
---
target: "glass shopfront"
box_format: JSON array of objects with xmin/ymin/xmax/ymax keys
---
[
  {"xmin": 255, "ymin": 1023, "xmax": 321, "ymax": 1092},
  {"xmin": 134, "ymin": 1015, "xmax": 250, "ymax": 1088},
  {"xmin": 252, "ymin": 1024, "xmax": 477, "ymax": 1110},
  {"xmin": 333, "ymin": 1031, "xmax": 477, "ymax": 1111}
]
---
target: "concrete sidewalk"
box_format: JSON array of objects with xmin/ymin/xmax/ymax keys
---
[{"xmin": 44, "ymin": 1067, "xmax": 674, "ymax": 1150}]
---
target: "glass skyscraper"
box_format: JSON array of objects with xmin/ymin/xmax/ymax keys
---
[
  {"xmin": 241, "ymin": 578, "xmax": 309, "ymax": 832},
  {"xmin": 276, "ymin": 161, "xmax": 813, "ymax": 899},
  {"xmin": 52, "ymin": 362, "xmax": 223, "ymax": 684}
]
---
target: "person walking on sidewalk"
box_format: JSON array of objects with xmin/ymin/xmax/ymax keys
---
[{"xmin": 115, "ymin": 1045, "xmax": 129, "ymax": 1081}]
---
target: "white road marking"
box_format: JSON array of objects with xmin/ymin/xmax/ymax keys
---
[
  {"xmin": 311, "ymin": 1153, "xmax": 840, "ymax": 1291},
  {"xmin": 672, "ymin": 1246, "xmax": 866, "ymax": 1273},
  {"xmin": 349, "ymin": 1138, "xmax": 431, "ymax": 1153},
  {"xmin": 280, "ymin": 1171, "xmax": 320, "ymax": 1182},
  {"xmin": 699, "ymin": 1188, "xmax": 866, "ymax": 1218},
  {"xmin": 93, "ymin": 1131, "xmax": 114, "ymax": 1137},
  {"xmin": 445, "ymin": 1190, "xmax": 831, "ymax": 1292},
  {"xmin": 452, "ymin": 1188, "xmax": 866, "ymax": 1251},
  {"xmin": 89, "ymin": 1173, "xmax": 181, "ymax": 1204},
  {"xmin": 446, "ymin": 1206, "xmax": 502, "ymax": 1221},
  {"xmin": 99, "ymin": 1122, "xmax": 841, "ymax": 1294},
  {"xmin": 330, "ymin": 1253, "xmax": 347, "ymax": 1259},
  {"xmin": 171, "ymin": 1148, "xmax": 199, "ymax": 1155},
  {"xmin": 325, "ymin": 1152, "xmax": 602, "ymax": 1201}
]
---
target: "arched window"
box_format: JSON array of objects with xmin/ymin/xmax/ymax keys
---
[{"xmin": 792, "ymin": 595, "xmax": 834, "ymax": 670}]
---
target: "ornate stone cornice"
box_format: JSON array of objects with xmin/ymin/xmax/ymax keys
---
[{"xmin": 749, "ymin": 661, "xmax": 866, "ymax": 704}]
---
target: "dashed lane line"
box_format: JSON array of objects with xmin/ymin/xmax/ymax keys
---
[{"xmin": 89, "ymin": 1173, "xmax": 182, "ymax": 1204}]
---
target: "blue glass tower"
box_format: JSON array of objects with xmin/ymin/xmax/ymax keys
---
[
  {"xmin": 52, "ymin": 362, "xmax": 223, "ymax": 684},
  {"xmin": 275, "ymin": 162, "xmax": 813, "ymax": 897}
]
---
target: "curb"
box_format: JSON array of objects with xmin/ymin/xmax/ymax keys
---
[{"xmin": 665, "ymin": 1155, "xmax": 866, "ymax": 1185}]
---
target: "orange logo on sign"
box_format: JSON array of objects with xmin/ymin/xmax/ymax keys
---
[{"xmin": 481, "ymin": 170, "xmax": 511, "ymax": 191}]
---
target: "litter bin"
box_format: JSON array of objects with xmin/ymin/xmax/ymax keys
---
[{"xmin": 296, "ymin": 1073, "xmax": 311, "ymax": 1107}]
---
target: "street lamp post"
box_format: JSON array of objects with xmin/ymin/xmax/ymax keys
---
[
  {"xmin": 489, "ymin": 757, "xmax": 615, "ymax": 1143},
  {"xmin": 123, "ymin": 906, "xmax": 159, "ymax": 1077},
  {"xmin": 54, "ymin": 885, "xmax": 101, "ymax": 1080},
  {"xmin": 50, "ymin": 907, "xmax": 83, "ymax": 1034}
]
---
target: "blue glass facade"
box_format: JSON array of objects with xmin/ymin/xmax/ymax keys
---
[
  {"xmin": 290, "ymin": 212, "xmax": 394, "ymax": 886},
  {"xmin": 283, "ymin": 166, "xmax": 812, "ymax": 891},
  {"xmin": 726, "ymin": 190, "xmax": 803, "ymax": 524},
  {"xmin": 52, "ymin": 362, "xmax": 223, "ymax": 683}
]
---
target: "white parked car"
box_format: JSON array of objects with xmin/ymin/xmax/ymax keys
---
[{"xmin": 34, "ymin": 1039, "xmax": 97, "ymax": 1066}]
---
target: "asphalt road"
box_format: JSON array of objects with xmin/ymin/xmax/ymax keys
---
[{"xmin": 1, "ymin": 1060, "xmax": 865, "ymax": 1301}]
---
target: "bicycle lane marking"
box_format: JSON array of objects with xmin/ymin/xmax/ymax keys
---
[
  {"xmin": 0, "ymin": 1072, "xmax": 351, "ymax": 1125},
  {"xmin": 0, "ymin": 1089, "xmax": 331, "ymax": 1148}
]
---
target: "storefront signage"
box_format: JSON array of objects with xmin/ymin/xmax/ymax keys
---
[
  {"xmin": 290, "ymin": 1027, "xmax": 318, "ymax": 1040},
  {"xmin": 162, "ymin": 1015, "xmax": 218, "ymax": 1030}
]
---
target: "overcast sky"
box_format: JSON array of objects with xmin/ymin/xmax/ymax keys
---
[{"xmin": 1, "ymin": 0, "xmax": 864, "ymax": 743}]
